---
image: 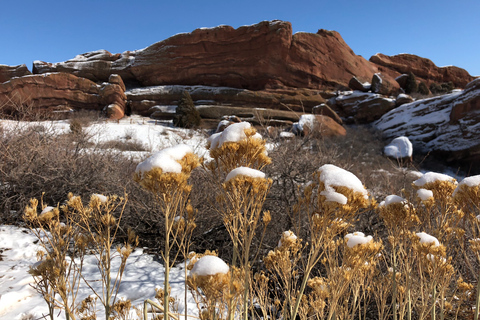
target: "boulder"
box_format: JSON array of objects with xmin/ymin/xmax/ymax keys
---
[
  {"xmin": 370, "ymin": 73, "xmax": 396, "ymax": 95},
  {"xmin": 396, "ymin": 93, "xmax": 414, "ymax": 107},
  {"xmin": 384, "ymin": 136, "xmax": 413, "ymax": 161},
  {"xmin": 370, "ymin": 53, "xmax": 475, "ymax": 88},
  {"xmin": 348, "ymin": 77, "xmax": 370, "ymax": 92},
  {"xmin": 32, "ymin": 20, "xmax": 398, "ymax": 92},
  {"xmin": 293, "ymin": 114, "xmax": 346, "ymax": 137},
  {"xmin": 375, "ymin": 78, "xmax": 480, "ymax": 167},
  {"xmin": 331, "ymin": 91, "xmax": 396, "ymax": 123},
  {"xmin": 312, "ymin": 103, "xmax": 343, "ymax": 124},
  {"xmin": 395, "ymin": 74, "xmax": 409, "ymax": 88},
  {"xmin": 0, "ymin": 64, "xmax": 32, "ymax": 83},
  {"xmin": 0, "ymin": 72, "xmax": 126, "ymax": 119}
]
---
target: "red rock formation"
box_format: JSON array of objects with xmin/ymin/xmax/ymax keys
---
[
  {"xmin": 0, "ymin": 73, "xmax": 126, "ymax": 118},
  {"xmin": 32, "ymin": 21, "xmax": 399, "ymax": 93},
  {"xmin": 0, "ymin": 64, "xmax": 32, "ymax": 83},
  {"xmin": 370, "ymin": 53, "xmax": 475, "ymax": 88}
]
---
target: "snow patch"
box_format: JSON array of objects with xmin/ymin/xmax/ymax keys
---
[
  {"xmin": 225, "ymin": 167, "xmax": 265, "ymax": 182},
  {"xmin": 208, "ymin": 122, "xmax": 262, "ymax": 149},
  {"xmin": 416, "ymin": 232, "xmax": 440, "ymax": 247},
  {"xmin": 135, "ymin": 144, "xmax": 194, "ymax": 175},
  {"xmin": 191, "ymin": 255, "xmax": 229, "ymax": 276},
  {"xmin": 453, "ymin": 174, "xmax": 480, "ymax": 197},
  {"xmin": 413, "ymin": 172, "xmax": 457, "ymax": 187},
  {"xmin": 317, "ymin": 164, "xmax": 368, "ymax": 204},
  {"xmin": 379, "ymin": 195, "xmax": 407, "ymax": 207},
  {"xmin": 417, "ymin": 189, "xmax": 434, "ymax": 201},
  {"xmin": 345, "ymin": 232, "xmax": 373, "ymax": 248}
]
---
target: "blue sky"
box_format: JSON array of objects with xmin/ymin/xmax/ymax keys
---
[{"xmin": 1, "ymin": 0, "xmax": 479, "ymax": 76}]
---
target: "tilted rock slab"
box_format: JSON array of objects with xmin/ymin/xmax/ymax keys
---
[
  {"xmin": 0, "ymin": 64, "xmax": 32, "ymax": 83},
  {"xmin": 375, "ymin": 78, "xmax": 480, "ymax": 164},
  {"xmin": 33, "ymin": 20, "xmax": 399, "ymax": 92}
]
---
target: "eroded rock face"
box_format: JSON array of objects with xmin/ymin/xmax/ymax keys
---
[
  {"xmin": 375, "ymin": 78, "xmax": 480, "ymax": 165},
  {"xmin": 0, "ymin": 64, "xmax": 32, "ymax": 83},
  {"xmin": 370, "ymin": 53, "xmax": 475, "ymax": 88},
  {"xmin": 0, "ymin": 73, "xmax": 126, "ymax": 118},
  {"xmin": 32, "ymin": 21, "xmax": 399, "ymax": 92}
]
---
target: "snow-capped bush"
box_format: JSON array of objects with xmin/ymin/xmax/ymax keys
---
[
  {"xmin": 413, "ymin": 172, "xmax": 457, "ymax": 187},
  {"xmin": 416, "ymin": 232, "xmax": 440, "ymax": 247},
  {"xmin": 416, "ymin": 188, "xmax": 434, "ymax": 201},
  {"xmin": 191, "ymin": 255, "xmax": 229, "ymax": 277},
  {"xmin": 225, "ymin": 166, "xmax": 265, "ymax": 182},
  {"xmin": 345, "ymin": 232, "xmax": 373, "ymax": 248},
  {"xmin": 317, "ymin": 164, "xmax": 368, "ymax": 205},
  {"xmin": 208, "ymin": 122, "xmax": 262, "ymax": 150},
  {"xmin": 135, "ymin": 144, "xmax": 194, "ymax": 175}
]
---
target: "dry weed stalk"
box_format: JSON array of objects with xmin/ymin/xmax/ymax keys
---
[
  {"xmin": 134, "ymin": 145, "xmax": 200, "ymax": 320},
  {"xmin": 207, "ymin": 123, "xmax": 272, "ymax": 320},
  {"xmin": 24, "ymin": 192, "xmax": 138, "ymax": 320},
  {"xmin": 266, "ymin": 164, "xmax": 372, "ymax": 320}
]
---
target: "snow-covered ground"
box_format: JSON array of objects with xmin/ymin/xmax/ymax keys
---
[
  {"xmin": 0, "ymin": 115, "xmax": 211, "ymax": 162},
  {"xmin": 0, "ymin": 116, "xmax": 214, "ymax": 319},
  {"xmin": 0, "ymin": 225, "xmax": 198, "ymax": 320}
]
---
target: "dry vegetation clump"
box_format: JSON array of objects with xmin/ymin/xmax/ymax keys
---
[{"xmin": 6, "ymin": 116, "xmax": 480, "ymax": 320}]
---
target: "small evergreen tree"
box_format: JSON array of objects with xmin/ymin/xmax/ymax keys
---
[
  {"xmin": 173, "ymin": 91, "xmax": 201, "ymax": 128},
  {"xmin": 404, "ymin": 72, "xmax": 418, "ymax": 94},
  {"xmin": 418, "ymin": 81, "xmax": 429, "ymax": 95}
]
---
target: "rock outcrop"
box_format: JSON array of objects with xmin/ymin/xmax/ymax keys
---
[
  {"xmin": 329, "ymin": 91, "xmax": 396, "ymax": 124},
  {"xmin": 0, "ymin": 73, "xmax": 126, "ymax": 118},
  {"xmin": 375, "ymin": 78, "xmax": 480, "ymax": 165},
  {"xmin": 125, "ymin": 85, "xmax": 326, "ymax": 116},
  {"xmin": 32, "ymin": 21, "xmax": 399, "ymax": 92},
  {"xmin": 370, "ymin": 53, "xmax": 475, "ymax": 88},
  {"xmin": 0, "ymin": 64, "xmax": 32, "ymax": 83}
]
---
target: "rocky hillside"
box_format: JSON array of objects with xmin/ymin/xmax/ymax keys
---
[{"xmin": 0, "ymin": 20, "xmax": 478, "ymax": 168}]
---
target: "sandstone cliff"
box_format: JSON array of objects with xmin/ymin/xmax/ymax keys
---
[{"xmin": 32, "ymin": 21, "xmax": 399, "ymax": 92}]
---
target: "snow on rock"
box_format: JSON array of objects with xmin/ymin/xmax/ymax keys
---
[
  {"xmin": 208, "ymin": 122, "xmax": 262, "ymax": 149},
  {"xmin": 294, "ymin": 114, "xmax": 316, "ymax": 133},
  {"xmin": 317, "ymin": 164, "xmax": 368, "ymax": 204},
  {"xmin": 379, "ymin": 195, "xmax": 407, "ymax": 207},
  {"xmin": 374, "ymin": 85, "xmax": 480, "ymax": 160},
  {"xmin": 416, "ymin": 232, "xmax": 440, "ymax": 247},
  {"xmin": 453, "ymin": 174, "xmax": 480, "ymax": 197},
  {"xmin": 135, "ymin": 144, "xmax": 194, "ymax": 175},
  {"xmin": 413, "ymin": 172, "xmax": 457, "ymax": 187},
  {"xmin": 191, "ymin": 255, "xmax": 229, "ymax": 277},
  {"xmin": 225, "ymin": 166, "xmax": 265, "ymax": 182},
  {"xmin": 417, "ymin": 188, "xmax": 434, "ymax": 201},
  {"xmin": 278, "ymin": 230, "xmax": 297, "ymax": 248},
  {"xmin": 383, "ymin": 136, "xmax": 413, "ymax": 159},
  {"xmin": 345, "ymin": 232, "xmax": 373, "ymax": 248}
]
